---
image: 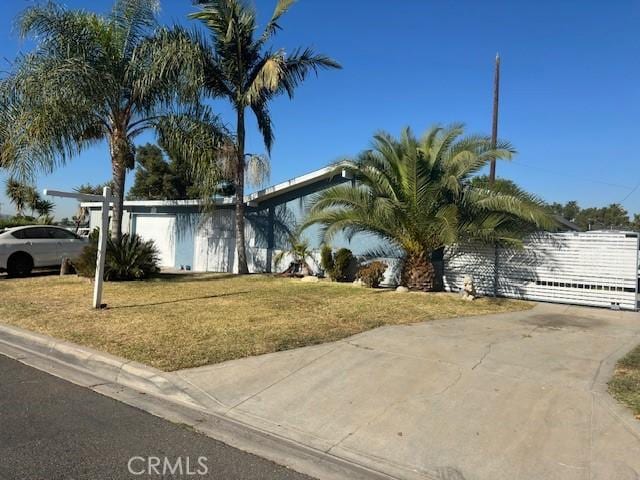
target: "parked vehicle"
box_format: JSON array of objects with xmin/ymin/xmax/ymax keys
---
[{"xmin": 0, "ymin": 225, "xmax": 87, "ymax": 276}]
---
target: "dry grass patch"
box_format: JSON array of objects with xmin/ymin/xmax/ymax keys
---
[
  {"xmin": 609, "ymin": 344, "xmax": 640, "ymax": 419},
  {"xmin": 0, "ymin": 273, "xmax": 532, "ymax": 371}
]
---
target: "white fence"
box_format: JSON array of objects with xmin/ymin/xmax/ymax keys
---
[{"xmin": 443, "ymin": 231, "xmax": 639, "ymax": 310}]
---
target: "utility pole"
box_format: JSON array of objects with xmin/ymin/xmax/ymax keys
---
[{"xmin": 488, "ymin": 53, "xmax": 500, "ymax": 186}]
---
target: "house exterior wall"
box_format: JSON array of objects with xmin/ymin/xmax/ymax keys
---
[{"xmin": 84, "ymin": 171, "xmax": 393, "ymax": 274}]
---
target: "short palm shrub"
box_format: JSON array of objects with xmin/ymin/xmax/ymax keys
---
[
  {"xmin": 74, "ymin": 230, "xmax": 160, "ymax": 281},
  {"xmin": 331, "ymin": 248, "xmax": 357, "ymax": 282},
  {"xmin": 357, "ymin": 261, "xmax": 387, "ymax": 288},
  {"xmin": 274, "ymin": 230, "xmax": 314, "ymax": 276}
]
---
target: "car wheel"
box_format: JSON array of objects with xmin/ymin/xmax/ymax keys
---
[{"xmin": 7, "ymin": 253, "xmax": 34, "ymax": 277}]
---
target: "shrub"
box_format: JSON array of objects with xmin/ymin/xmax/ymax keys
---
[
  {"xmin": 74, "ymin": 230, "xmax": 160, "ymax": 281},
  {"xmin": 0, "ymin": 216, "xmax": 38, "ymax": 229},
  {"xmin": 332, "ymin": 248, "xmax": 356, "ymax": 282},
  {"xmin": 320, "ymin": 245, "xmax": 334, "ymax": 275},
  {"xmin": 357, "ymin": 261, "xmax": 387, "ymax": 288}
]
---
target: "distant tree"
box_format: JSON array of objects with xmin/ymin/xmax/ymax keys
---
[
  {"xmin": 24, "ymin": 186, "xmax": 41, "ymax": 217},
  {"xmin": 34, "ymin": 199, "xmax": 54, "ymax": 217},
  {"xmin": 128, "ymin": 144, "xmax": 204, "ymax": 200},
  {"xmin": 73, "ymin": 182, "xmax": 114, "ymax": 231},
  {"xmin": 548, "ymin": 200, "xmax": 580, "ymax": 222},
  {"xmin": 5, "ymin": 178, "xmax": 28, "ymax": 216},
  {"xmin": 548, "ymin": 200, "xmax": 633, "ymax": 230},
  {"xmin": 58, "ymin": 217, "xmax": 73, "ymax": 227},
  {"xmin": 574, "ymin": 203, "xmax": 630, "ymax": 231}
]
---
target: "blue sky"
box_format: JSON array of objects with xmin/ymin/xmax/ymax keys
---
[{"xmin": 0, "ymin": 0, "xmax": 638, "ymax": 219}]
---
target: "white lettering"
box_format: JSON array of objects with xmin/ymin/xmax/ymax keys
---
[{"xmin": 127, "ymin": 457, "xmax": 146, "ymax": 476}]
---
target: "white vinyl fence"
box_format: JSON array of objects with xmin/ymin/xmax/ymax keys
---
[{"xmin": 443, "ymin": 231, "xmax": 639, "ymax": 310}]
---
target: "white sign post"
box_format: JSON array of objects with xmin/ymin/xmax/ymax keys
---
[{"xmin": 44, "ymin": 187, "xmax": 112, "ymax": 309}]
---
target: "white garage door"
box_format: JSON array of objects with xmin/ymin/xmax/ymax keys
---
[{"xmin": 134, "ymin": 215, "xmax": 176, "ymax": 268}]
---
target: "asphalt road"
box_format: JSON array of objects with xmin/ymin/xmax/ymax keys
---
[{"xmin": 0, "ymin": 355, "xmax": 312, "ymax": 480}]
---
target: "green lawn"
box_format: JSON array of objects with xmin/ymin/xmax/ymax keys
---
[
  {"xmin": 0, "ymin": 273, "xmax": 532, "ymax": 371},
  {"xmin": 609, "ymin": 345, "xmax": 640, "ymax": 419}
]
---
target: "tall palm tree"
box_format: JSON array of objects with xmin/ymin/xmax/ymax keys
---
[
  {"xmin": 303, "ymin": 125, "xmax": 556, "ymax": 291},
  {"xmin": 154, "ymin": 0, "xmax": 341, "ymax": 273},
  {"xmin": 0, "ymin": 0, "xmax": 228, "ymax": 240}
]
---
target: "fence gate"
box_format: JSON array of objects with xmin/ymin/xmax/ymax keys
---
[{"xmin": 443, "ymin": 231, "xmax": 639, "ymax": 310}]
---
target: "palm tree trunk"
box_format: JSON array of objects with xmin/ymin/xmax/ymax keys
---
[
  {"xmin": 109, "ymin": 133, "xmax": 127, "ymax": 241},
  {"xmin": 235, "ymin": 107, "xmax": 249, "ymax": 274},
  {"xmin": 401, "ymin": 251, "xmax": 437, "ymax": 291}
]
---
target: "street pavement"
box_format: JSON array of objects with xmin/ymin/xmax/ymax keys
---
[{"xmin": 0, "ymin": 354, "xmax": 312, "ymax": 480}]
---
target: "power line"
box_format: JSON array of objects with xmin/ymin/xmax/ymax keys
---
[
  {"xmin": 509, "ymin": 160, "xmax": 635, "ymax": 190},
  {"xmin": 619, "ymin": 182, "xmax": 640, "ymax": 203}
]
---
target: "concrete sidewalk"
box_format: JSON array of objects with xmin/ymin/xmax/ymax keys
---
[{"xmin": 177, "ymin": 304, "xmax": 640, "ymax": 480}]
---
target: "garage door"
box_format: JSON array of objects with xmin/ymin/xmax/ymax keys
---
[{"xmin": 134, "ymin": 215, "xmax": 176, "ymax": 268}]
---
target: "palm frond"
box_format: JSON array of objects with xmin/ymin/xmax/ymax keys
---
[
  {"xmin": 111, "ymin": 0, "xmax": 159, "ymax": 59},
  {"xmin": 304, "ymin": 125, "xmax": 555, "ymax": 259},
  {"xmin": 260, "ymin": 0, "xmax": 296, "ymax": 44}
]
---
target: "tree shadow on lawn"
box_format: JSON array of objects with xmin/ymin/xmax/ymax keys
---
[
  {"xmin": 149, "ymin": 273, "xmax": 239, "ymax": 283},
  {"xmin": 109, "ymin": 290, "xmax": 252, "ymax": 310}
]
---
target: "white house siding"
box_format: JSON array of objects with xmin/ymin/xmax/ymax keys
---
[
  {"xmin": 89, "ymin": 209, "xmax": 130, "ymax": 235},
  {"xmin": 133, "ymin": 214, "xmax": 176, "ymax": 268},
  {"xmin": 194, "ymin": 209, "xmax": 235, "ymax": 272},
  {"xmin": 443, "ymin": 231, "xmax": 639, "ymax": 310}
]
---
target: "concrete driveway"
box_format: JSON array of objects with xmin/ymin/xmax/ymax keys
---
[{"xmin": 176, "ymin": 303, "xmax": 640, "ymax": 480}]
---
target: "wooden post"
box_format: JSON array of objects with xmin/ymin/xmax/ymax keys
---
[
  {"xmin": 93, "ymin": 186, "xmax": 110, "ymax": 309},
  {"xmin": 489, "ymin": 53, "xmax": 501, "ymax": 186},
  {"xmin": 44, "ymin": 187, "xmax": 112, "ymax": 309}
]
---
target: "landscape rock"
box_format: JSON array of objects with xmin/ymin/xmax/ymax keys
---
[{"xmin": 396, "ymin": 286, "xmax": 409, "ymax": 293}]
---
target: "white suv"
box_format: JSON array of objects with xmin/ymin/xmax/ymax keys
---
[{"xmin": 0, "ymin": 225, "xmax": 87, "ymax": 276}]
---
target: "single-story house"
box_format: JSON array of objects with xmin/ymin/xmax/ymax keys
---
[
  {"xmin": 83, "ymin": 164, "xmax": 582, "ymax": 278},
  {"xmin": 83, "ymin": 165, "xmax": 362, "ymax": 274}
]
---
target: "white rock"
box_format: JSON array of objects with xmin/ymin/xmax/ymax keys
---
[{"xmin": 396, "ymin": 286, "xmax": 409, "ymax": 293}]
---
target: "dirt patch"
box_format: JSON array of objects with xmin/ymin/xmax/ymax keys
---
[{"xmin": 524, "ymin": 314, "xmax": 607, "ymax": 329}]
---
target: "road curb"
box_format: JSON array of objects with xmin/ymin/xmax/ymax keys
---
[
  {"xmin": 0, "ymin": 323, "xmax": 203, "ymax": 409},
  {"xmin": 0, "ymin": 323, "xmax": 407, "ymax": 480}
]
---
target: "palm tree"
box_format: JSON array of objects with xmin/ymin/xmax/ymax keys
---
[
  {"xmin": 34, "ymin": 199, "xmax": 55, "ymax": 218},
  {"xmin": 303, "ymin": 125, "xmax": 556, "ymax": 291},
  {"xmin": 155, "ymin": 0, "xmax": 341, "ymax": 273},
  {"xmin": 0, "ymin": 0, "xmax": 228, "ymax": 240},
  {"xmin": 274, "ymin": 226, "xmax": 315, "ymax": 276},
  {"xmin": 25, "ymin": 186, "xmax": 42, "ymax": 218},
  {"xmin": 5, "ymin": 179, "xmax": 28, "ymax": 217}
]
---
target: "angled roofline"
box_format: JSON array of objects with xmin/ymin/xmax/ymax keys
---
[
  {"xmin": 553, "ymin": 215, "xmax": 580, "ymax": 232},
  {"xmin": 81, "ymin": 163, "xmax": 350, "ymax": 208}
]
